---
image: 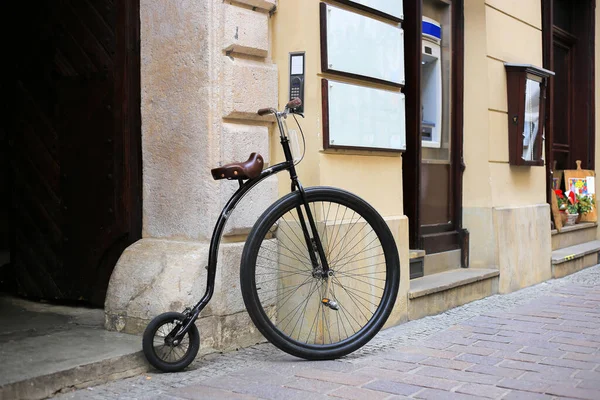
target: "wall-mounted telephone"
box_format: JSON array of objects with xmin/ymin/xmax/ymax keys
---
[{"xmin": 289, "ymin": 52, "xmax": 305, "ymax": 113}]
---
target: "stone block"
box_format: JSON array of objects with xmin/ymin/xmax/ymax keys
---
[
  {"xmin": 221, "ymin": 123, "xmax": 270, "ymax": 165},
  {"xmin": 493, "ymin": 204, "xmax": 552, "ymax": 293},
  {"xmin": 223, "ymin": 5, "xmax": 269, "ymax": 57},
  {"xmin": 105, "ymin": 238, "xmax": 210, "ymax": 334},
  {"xmin": 234, "ymin": 0, "xmax": 276, "ymax": 11},
  {"xmin": 383, "ymin": 215, "xmax": 410, "ymax": 329},
  {"xmin": 221, "ymin": 175, "xmax": 278, "ymax": 236},
  {"xmin": 222, "ymin": 58, "xmax": 278, "ymax": 120}
]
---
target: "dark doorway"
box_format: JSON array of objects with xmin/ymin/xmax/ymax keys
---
[
  {"xmin": 403, "ymin": 0, "xmax": 467, "ymax": 262},
  {"xmin": 543, "ymin": 0, "xmax": 595, "ymax": 190},
  {"xmin": 2, "ymin": 0, "xmax": 142, "ymax": 306}
]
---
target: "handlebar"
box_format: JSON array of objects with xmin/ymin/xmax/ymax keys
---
[{"xmin": 257, "ymin": 98, "xmax": 302, "ymax": 116}]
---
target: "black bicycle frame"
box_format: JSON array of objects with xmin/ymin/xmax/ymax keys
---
[{"xmin": 173, "ymin": 120, "xmax": 329, "ymax": 340}]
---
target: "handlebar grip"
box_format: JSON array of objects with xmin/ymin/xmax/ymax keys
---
[
  {"xmin": 257, "ymin": 108, "xmax": 272, "ymax": 116},
  {"xmin": 287, "ymin": 98, "xmax": 302, "ymax": 109}
]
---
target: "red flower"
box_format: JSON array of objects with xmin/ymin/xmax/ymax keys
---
[
  {"xmin": 554, "ymin": 189, "xmax": 564, "ymax": 198},
  {"xmin": 568, "ymin": 190, "xmax": 577, "ymax": 204}
]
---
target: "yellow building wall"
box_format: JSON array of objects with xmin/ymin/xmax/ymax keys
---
[
  {"xmin": 463, "ymin": 0, "xmax": 551, "ymax": 292},
  {"xmin": 271, "ymin": 0, "xmax": 409, "ymax": 325}
]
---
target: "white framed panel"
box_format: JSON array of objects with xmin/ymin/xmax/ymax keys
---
[
  {"xmin": 323, "ymin": 80, "xmax": 406, "ymax": 151},
  {"xmin": 338, "ymin": 0, "xmax": 404, "ymax": 21},
  {"xmin": 322, "ymin": 4, "xmax": 405, "ymax": 86}
]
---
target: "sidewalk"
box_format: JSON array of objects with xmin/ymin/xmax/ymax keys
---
[{"xmin": 54, "ymin": 265, "xmax": 600, "ymax": 400}]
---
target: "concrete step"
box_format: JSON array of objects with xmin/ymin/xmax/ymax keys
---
[
  {"xmin": 423, "ymin": 249, "xmax": 461, "ymax": 276},
  {"xmin": 0, "ymin": 296, "xmax": 149, "ymax": 400},
  {"xmin": 408, "ymin": 268, "xmax": 499, "ymax": 320},
  {"xmin": 551, "ymin": 240, "xmax": 600, "ymax": 279},
  {"xmin": 551, "ymin": 222, "xmax": 597, "ymax": 251}
]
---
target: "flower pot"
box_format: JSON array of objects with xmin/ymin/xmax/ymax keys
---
[{"xmin": 565, "ymin": 213, "xmax": 579, "ymax": 226}]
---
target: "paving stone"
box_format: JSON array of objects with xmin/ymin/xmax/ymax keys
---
[
  {"xmin": 283, "ymin": 378, "xmax": 342, "ymax": 394},
  {"xmin": 393, "ymin": 346, "xmax": 460, "ymax": 360},
  {"xmin": 556, "ymin": 343, "xmax": 596, "ymax": 354},
  {"xmin": 454, "ymin": 382, "xmax": 509, "ymax": 399},
  {"xmin": 501, "ymin": 391, "xmax": 554, "ymax": 400},
  {"xmin": 355, "ymin": 367, "xmax": 459, "ymax": 391},
  {"xmin": 413, "ymin": 366, "xmax": 501, "ymax": 385},
  {"xmin": 470, "ymin": 334, "xmax": 513, "ymax": 343},
  {"xmin": 519, "ymin": 346, "xmax": 566, "ymax": 358},
  {"xmin": 168, "ymin": 385, "xmax": 259, "ymax": 400},
  {"xmin": 455, "ymin": 353, "xmax": 503, "ymax": 366},
  {"xmin": 550, "ymin": 336, "xmax": 600, "ymax": 348},
  {"xmin": 413, "ymin": 388, "xmax": 480, "ymax": 400},
  {"xmin": 472, "ymin": 341, "xmax": 523, "ymax": 352},
  {"xmin": 359, "ymin": 359, "xmax": 420, "ymax": 372},
  {"xmin": 464, "ymin": 364, "xmax": 524, "ymax": 379},
  {"xmin": 490, "ymin": 351, "xmax": 544, "ymax": 363},
  {"xmin": 238, "ymin": 382, "xmax": 330, "ymax": 400},
  {"xmin": 421, "ymin": 341, "xmax": 454, "ymax": 350},
  {"xmin": 563, "ymin": 352, "xmax": 600, "ymax": 363},
  {"xmin": 539, "ymin": 356, "xmax": 596, "ymax": 370},
  {"xmin": 496, "ymin": 378, "xmax": 550, "ymax": 393},
  {"xmin": 519, "ymin": 371, "xmax": 578, "ymax": 384},
  {"xmin": 295, "ymin": 369, "xmax": 373, "ymax": 386},
  {"xmin": 383, "ymin": 351, "xmax": 429, "ymax": 363},
  {"xmin": 577, "ymin": 379, "xmax": 600, "ymax": 390},
  {"xmin": 545, "ymin": 384, "xmax": 600, "ymax": 400},
  {"xmin": 574, "ymin": 370, "xmax": 600, "ymax": 380},
  {"xmin": 448, "ymin": 345, "xmax": 496, "ymax": 356},
  {"xmin": 327, "ymin": 385, "xmax": 391, "ymax": 400},
  {"xmin": 362, "ymin": 380, "xmax": 423, "ymax": 396},
  {"xmin": 419, "ymin": 357, "xmax": 474, "ymax": 371},
  {"xmin": 498, "ymin": 360, "xmax": 575, "ymax": 374}
]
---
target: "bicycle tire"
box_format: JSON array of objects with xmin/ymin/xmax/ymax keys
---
[
  {"xmin": 240, "ymin": 186, "xmax": 400, "ymax": 360},
  {"xmin": 142, "ymin": 312, "xmax": 200, "ymax": 372}
]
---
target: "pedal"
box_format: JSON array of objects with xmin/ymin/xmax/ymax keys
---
[{"xmin": 321, "ymin": 298, "xmax": 339, "ymax": 310}]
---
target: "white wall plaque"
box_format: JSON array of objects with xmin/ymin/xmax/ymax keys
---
[
  {"xmin": 323, "ymin": 80, "xmax": 406, "ymax": 151},
  {"xmin": 337, "ymin": 0, "xmax": 404, "ymax": 21},
  {"xmin": 321, "ymin": 4, "xmax": 405, "ymax": 86}
]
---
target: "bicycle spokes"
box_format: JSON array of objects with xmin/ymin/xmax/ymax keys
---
[{"xmin": 255, "ymin": 200, "xmax": 387, "ymax": 345}]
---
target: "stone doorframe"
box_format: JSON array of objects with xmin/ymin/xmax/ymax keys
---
[{"xmin": 104, "ymin": 0, "xmax": 280, "ymax": 351}]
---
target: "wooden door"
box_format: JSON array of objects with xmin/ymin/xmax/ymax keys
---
[
  {"xmin": 403, "ymin": 0, "xmax": 466, "ymax": 261},
  {"xmin": 5, "ymin": 0, "xmax": 141, "ymax": 305}
]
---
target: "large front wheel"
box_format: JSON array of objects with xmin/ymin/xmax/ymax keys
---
[{"xmin": 241, "ymin": 187, "xmax": 400, "ymax": 360}]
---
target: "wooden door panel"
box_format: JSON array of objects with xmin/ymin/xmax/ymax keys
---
[{"xmin": 7, "ymin": 0, "xmax": 140, "ymax": 305}]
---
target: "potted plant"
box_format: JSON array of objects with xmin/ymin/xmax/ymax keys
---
[
  {"xmin": 555, "ymin": 189, "xmax": 578, "ymax": 226},
  {"xmin": 575, "ymin": 193, "xmax": 595, "ymax": 223}
]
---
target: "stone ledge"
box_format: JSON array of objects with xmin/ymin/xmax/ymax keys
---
[
  {"xmin": 410, "ymin": 249, "xmax": 426, "ymax": 259},
  {"xmin": 409, "ymin": 268, "xmax": 500, "ymax": 300},
  {"xmin": 551, "ymin": 222, "xmax": 597, "ymax": 236},
  {"xmin": 223, "ymin": 4, "xmax": 269, "ymax": 57},
  {"xmin": 551, "ymin": 240, "xmax": 600, "ymax": 265}
]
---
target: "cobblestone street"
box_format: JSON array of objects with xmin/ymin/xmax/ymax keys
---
[{"xmin": 55, "ymin": 265, "xmax": 600, "ymax": 400}]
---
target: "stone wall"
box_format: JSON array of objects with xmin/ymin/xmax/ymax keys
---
[{"xmin": 105, "ymin": 0, "xmax": 279, "ymax": 351}]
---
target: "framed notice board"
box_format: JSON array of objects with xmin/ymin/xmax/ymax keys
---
[
  {"xmin": 320, "ymin": 3, "xmax": 405, "ymax": 86},
  {"xmin": 322, "ymin": 79, "xmax": 406, "ymax": 152},
  {"xmin": 336, "ymin": 0, "xmax": 404, "ymax": 21}
]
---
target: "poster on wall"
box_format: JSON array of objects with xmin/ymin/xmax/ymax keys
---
[
  {"xmin": 322, "ymin": 79, "xmax": 406, "ymax": 151},
  {"xmin": 321, "ymin": 3, "xmax": 405, "ymax": 86},
  {"xmin": 336, "ymin": 0, "xmax": 404, "ymax": 21}
]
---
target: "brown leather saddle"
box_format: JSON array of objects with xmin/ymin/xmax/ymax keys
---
[{"xmin": 211, "ymin": 153, "xmax": 264, "ymax": 180}]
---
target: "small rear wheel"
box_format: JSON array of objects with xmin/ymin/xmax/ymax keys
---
[
  {"xmin": 142, "ymin": 312, "xmax": 200, "ymax": 372},
  {"xmin": 241, "ymin": 187, "xmax": 400, "ymax": 360}
]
